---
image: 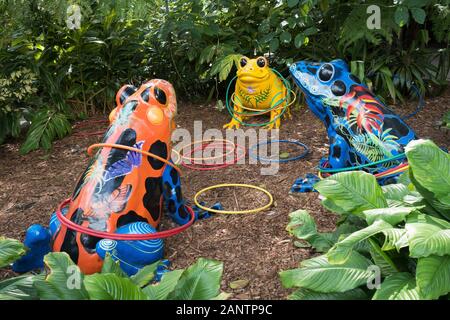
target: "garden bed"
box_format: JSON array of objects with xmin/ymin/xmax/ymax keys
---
[{"xmin": 0, "ymin": 90, "xmax": 448, "ymax": 299}]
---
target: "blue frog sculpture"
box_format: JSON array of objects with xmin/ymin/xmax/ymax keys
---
[{"xmin": 289, "ymin": 59, "xmax": 417, "ymax": 192}]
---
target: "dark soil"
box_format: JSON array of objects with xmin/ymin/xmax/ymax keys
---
[{"xmin": 0, "ymin": 89, "xmax": 448, "ymax": 299}]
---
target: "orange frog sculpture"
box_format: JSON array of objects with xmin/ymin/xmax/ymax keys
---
[{"xmin": 13, "ymin": 80, "xmax": 192, "ymax": 276}]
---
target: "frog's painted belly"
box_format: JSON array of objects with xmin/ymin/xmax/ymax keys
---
[{"xmin": 235, "ymin": 75, "xmax": 285, "ymax": 111}]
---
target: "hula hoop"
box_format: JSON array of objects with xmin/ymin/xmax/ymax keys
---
[
  {"xmin": 184, "ymin": 141, "xmax": 235, "ymax": 165},
  {"xmin": 171, "ymin": 148, "xmax": 182, "ymax": 165},
  {"xmin": 181, "ymin": 144, "xmax": 246, "ymax": 171},
  {"xmin": 225, "ymin": 69, "xmax": 296, "ymax": 127},
  {"xmin": 249, "ymin": 139, "xmax": 309, "ymax": 163},
  {"xmin": 317, "ymin": 153, "xmax": 407, "ymax": 173},
  {"xmin": 87, "ymin": 143, "xmax": 182, "ymax": 175},
  {"xmin": 317, "ymin": 162, "xmax": 409, "ymax": 180},
  {"xmin": 194, "ymin": 183, "xmax": 273, "ymax": 214},
  {"xmin": 179, "ymin": 139, "xmax": 236, "ymax": 162},
  {"xmin": 56, "ymin": 198, "xmax": 195, "ymax": 240}
]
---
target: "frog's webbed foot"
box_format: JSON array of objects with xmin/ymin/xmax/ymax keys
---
[
  {"xmin": 291, "ymin": 173, "xmax": 321, "ymax": 193},
  {"xmin": 283, "ymin": 107, "xmax": 292, "ymax": 119},
  {"xmin": 223, "ymin": 118, "xmax": 242, "ymax": 130}
]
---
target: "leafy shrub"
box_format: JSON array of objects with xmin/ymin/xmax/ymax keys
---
[
  {"xmin": 0, "ymin": 68, "xmax": 38, "ymax": 144},
  {"xmin": 280, "ymin": 139, "xmax": 450, "ymax": 300},
  {"xmin": 0, "ymin": 237, "xmax": 227, "ymax": 300}
]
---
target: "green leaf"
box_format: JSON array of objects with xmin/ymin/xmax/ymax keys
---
[
  {"xmin": 416, "ymin": 255, "xmax": 450, "ymax": 299},
  {"xmin": 20, "ymin": 109, "xmax": 71, "ymax": 154},
  {"xmin": 269, "ymin": 38, "xmax": 279, "ymax": 52},
  {"xmin": 101, "ymin": 254, "xmax": 126, "ymax": 277},
  {"xmin": 288, "ymin": 287, "xmax": 368, "ymax": 300},
  {"xmin": 327, "ymin": 220, "xmax": 393, "ymax": 264},
  {"xmin": 363, "ymin": 206, "xmax": 421, "ymax": 226},
  {"xmin": 405, "ymin": 221, "xmax": 450, "ymax": 257},
  {"xmin": 286, "ymin": 210, "xmax": 334, "ymax": 252},
  {"xmin": 280, "ymin": 31, "xmax": 292, "ymax": 43},
  {"xmin": 381, "ymin": 228, "xmax": 408, "ymax": 251},
  {"xmin": 287, "ymin": 0, "xmax": 299, "ymax": 8},
  {"xmin": 303, "ymin": 26, "xmax": 318, "ymax": 36},
  {"xmin": 279, "ymin": 152, "xmax": 290, "ymax": 159},
  {"xmin": 168, "ymin": 258, "xmax": 223, "ymax": 300},
  {"xmin": 410, "ymin": 8, "xmax": 426, "ymax": 24},
  {"xmin": 373, "ymin": 273, "xmax": 421, "ymax": 300},
  {"xmin": 395, "ymin": 6, "xmax": 410, "ymax": 27},
  {"xmin": 315, "ymin": 172, "xmax": 387, "ymax": 215},
  {"xmin": 381, "ymin": 183, "xmax": 410, "ymax": 201},
  {"xmin": 0, "ymin": 237, "xmax": 26, "ymax": 268},
  {"xmin": 294, "ymin": 34, "xmax": 305, "ymax": 48},
  {"xmin": 280, "ymin": 251, "xmax": 373, "ymax": 292},
  {"xmin": 142, "ymin": 269, "xmax": 184, "ymax": 300},
  {"xmin": 84, "ymin": 274, "xmax": 148, "ymax": 300},
  {"xmin": 229, "ymin": 279, "xmax": 249, "ymax": 289},
  {"xmin": 130, "ymin": 262, "xmax": 160, "ymax": 287},
  {"xmin": 406, "ymin": 139, "xmax": 450, "ymax": 211},
  {"xmin": 0, "ymin": 274, "xmax": 42, "ymax": 300},
  {"xmin": 35, "ymin": 252, "xmax": 88, "ymax": 300}
]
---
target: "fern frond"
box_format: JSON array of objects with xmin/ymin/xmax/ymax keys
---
[{"xmin": 20, "ymin": 109, "xmax": 71, "ymax": 154}]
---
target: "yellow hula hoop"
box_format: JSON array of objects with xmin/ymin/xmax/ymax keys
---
[
  {"xmin": 194, "ymin": 183, "xmax": 274, "ymax": 214},
  {"xmin": 171, "ymin": 148, "xmax": 182, "ymax": 165},
  {"xmin": 179, "ymin": 139, "xmax": 236, "ymax": 162},
  {"xmin": 231, "ymin": 89, "xmax": 297, "ymax": 114}
]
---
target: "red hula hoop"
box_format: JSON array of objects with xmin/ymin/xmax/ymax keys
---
[
  {"xmin": 56, "ymin": 198, "xmax": 195, "ymax": 240},
  {"xmin": 181, "ymin": 144, "xmax": 246, "ymax": 171}
]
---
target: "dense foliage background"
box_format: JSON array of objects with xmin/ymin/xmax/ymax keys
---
[{"xmin": 0, "ymin": 0, "xmax": 449, "ymax": 152}]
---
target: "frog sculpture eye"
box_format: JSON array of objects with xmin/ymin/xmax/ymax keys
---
[
  {"xmin": 318, "ymin": 63, "xmax": 334, "ymax": 82},
  {"xmin": 154, "ymin": 86, "xmax": 167, "ymax": 105},
  {"xmin": 240, "ymin": 57, "xmax": 248, "ymax": 67},
  {"xmin": 331, "ymin": 80, "xmax": 346, "ymax": 96},
  {"xmin": 257, "ymin": 57, "xmax": 266, "ymax": 68}
]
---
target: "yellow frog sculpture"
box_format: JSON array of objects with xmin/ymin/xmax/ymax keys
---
[{"xmin": 223, "ymin": 56, "xmax": 290, "ymax": 130}]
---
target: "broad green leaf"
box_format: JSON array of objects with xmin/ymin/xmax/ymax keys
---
[
  {"xmin": 411, "ymin": 8, "xmax": 426, "ymax": 24},
  {"xmin": 287, "ymin": 0, "xmax": 299, "ymax": 8},
  {"xmin": 294, "ymin": 33, "xmax": 305, "ymax": 48},
  {"xmin": 363, "ymin": 206, "xmax": 421, "ymax": 226},
  {"xmin": 286, "ymin": 210, "xmax": 334, "ymax": 252},
  {"xmin": 368, "ymin": 239, "xmax": 398, "ymax": 276},
  {"xmin": 373, "ymin": 273, "xmax": 421, "ymax": 300},
  {"xmin": 142, "ymin": 269, "xmax": 184, "ymax": 300},
  {"xmin": 381, "ymin": 228, "xmax": 408, "ymax": 251},
  {"xmin": 101, "ymin": 254, "xmax": 126, "ymax": 277},
  {"xmin": 269, "ymin": 38, "xmax": 279, "ymax": 52},
  {"xmin": 35, "ymin": 252, "xmax": 88, "ymax": 300},
  {"xmin": 168, "ymin": 258, "xmax": 223, "ymax": 300},
  {"xmin": 405, "ymin": 222, "xmax": 450, "ymax": 257},
  {"xmin": 315, "ymin": 172, "xmax": 387, "ymax": 215},
  {"xmin": 0, "ymin": 237, "xmax": 26, "ymax": 268},
  {"xmin": 280, "ymin": 252, "xmax": 373, "ymax": 292},
  {"xmin": 84, "ymin": 274, "xmax": 148, "ymax": 300},
  {"xmin": 288, "ymin": 287, "xmax": 368, "ymax": 300},
  {"xmin": 395, "ymin": 6, "xmax": 409, "ymax": 27},
  {"xmin": 0, "ymin": 274, "xmax": 43, "ymax": 300},
  {"xmin": 416, "ymin": 255, "xmax": 450, "ymax": 299},
  {"xmin": 381, "ymin": 183, "xmax": 410, "ymax": 201},
  {"xmin": 327, "ymin": 220, "xmax": 393, "ymax": 264},
  {"xmin": 406, "ymin": 139, "xmax": 450, "ymax": 210},
  {"xmin": 130, "ymin": 262, "xmax": 159, "ymax": 287},
  {"xmin": 280, "ymin": 31, "xmax": 292, "ymax": 43}
]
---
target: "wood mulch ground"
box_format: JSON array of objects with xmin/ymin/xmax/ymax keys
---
[{"xmin": 0, "ymin": 89, "xmax": 448, "ymax": 299}]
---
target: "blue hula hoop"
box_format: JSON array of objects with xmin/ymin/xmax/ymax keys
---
[{"xmin": 249, "ymin": 139, "xmax": 309, "ymax": 163}]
